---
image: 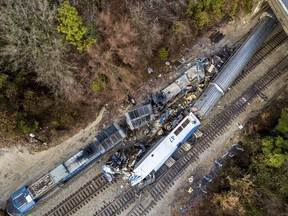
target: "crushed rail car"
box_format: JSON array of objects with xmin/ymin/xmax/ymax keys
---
[
  {"xmin": 152, "ymin": 62, "xmax": 206, "ymax": 110},
  {"xmin": 129, "ymin": 112, "xmax": 201, "ymax": 186}
]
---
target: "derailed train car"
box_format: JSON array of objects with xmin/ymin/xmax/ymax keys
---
[
  {"xmin": 6, "ymin": 124, "xmax": 126, "ymax": 216},
  {"xmin": 194, "ymin": 12, "xmax": 276, "ymax": 117},
  {"xmin": 152, "ymin": 62, "xmax": 206, "ymax": 110},
  {"xmin": 129, "ymin": 112, "xmax": 201, "ymax": 186}
]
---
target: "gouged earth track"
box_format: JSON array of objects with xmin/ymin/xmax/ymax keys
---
[
  {"xmin": 94, "ymin": 56, "xmax": 288, "ymax": 216},
  {"xmin": 42, "ymin": 29, "xmax": 287, "ymax": 216}
]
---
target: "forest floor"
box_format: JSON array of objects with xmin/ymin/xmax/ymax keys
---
[{"xmin": 0, "ymin": 4, "xmax": 282, "ymax": 214}]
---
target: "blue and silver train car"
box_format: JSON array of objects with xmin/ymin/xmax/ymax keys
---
[
  {"xmin": 6, "ymin": 124, "xmax": 126, "ymax": 216},
  {"xmin": 129, "ymin": 112, "xmax": 201, "ymax": 186}
]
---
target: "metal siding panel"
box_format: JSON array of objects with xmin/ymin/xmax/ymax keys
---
[
  {"xmin": 215, "ymin": 16, "xmax": 275, "ymax": 91},
  {"xmin": 125, "ymin": 104, "xmax": 154, "ymax": 130}
]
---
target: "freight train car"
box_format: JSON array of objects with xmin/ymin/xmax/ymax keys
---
[
  {"xmin": 194, "ymin": 12, "xmax": 276, "ymax": 117},
  {"xmin": 6, "ymin": 124, "xmax": 125, "ymax": 216}
]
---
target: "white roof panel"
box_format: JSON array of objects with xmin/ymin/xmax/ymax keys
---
[
  {"xmin": 175, "ymin": 74, "xmax": 189, "ymax": 89},
  {"xmin": 131, "ymin": 134, "xmax": 179, "ymax": 185},
  {"xmin": 130, "ymin": 112, "xmax": 201, "ymax": 186}
]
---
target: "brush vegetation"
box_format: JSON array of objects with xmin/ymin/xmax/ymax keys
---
[{"xmin": 0, "ymin": 0, "xmax": 255, "ymax": 145}]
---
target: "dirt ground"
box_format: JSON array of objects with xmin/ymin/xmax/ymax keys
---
[{"xmin": 0, "ymin": 2, "xmax": 278, "ymax": 213}]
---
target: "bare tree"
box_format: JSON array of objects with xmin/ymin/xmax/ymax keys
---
[
  {"xmin": 128, "ymin": 3, "xmax": 163, "ymax": 57},
  {"xmin": 95, "ymin": 11, "xmax": 140, "ymax": 67},
  {"xmin": 0, "ymin": 0, "xmax": 83, "ymax": 101}
]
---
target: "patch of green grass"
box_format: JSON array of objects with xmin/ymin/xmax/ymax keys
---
[
  {"xmin": 158, "ymin": 47, "xmax": 169, "ymax": 61},
  {"xmin": 91, "ymin": 74, "xmax": 107, "ymax": 93}
]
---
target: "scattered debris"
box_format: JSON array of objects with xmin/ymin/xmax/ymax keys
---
[
  {"xmin": 215, "ymin": 160, "xmax": 223, "ymax": 167},
  {"xmin": 204, "ymin": 176, "xmax": 212, "ymax": 182},
  {"xmin": 158, "ymin": 108, "xmax": 175, "ymax": 124},
  {"xmin": 193, "ymin": 130, "xmax": 203, "ymax": 139},
  {"xmin": 121, "ymin": 94, "xmax": 137, "ymax": 109},
  {"xmin": 102, "ymin": 151, "xmax": 128, "ymax": 182},
  {"xmin": 144, "ymin": 127, "xmax": 151, "ymax": 136},
  {"xmin": 102, "ymin": 163, "xmax": 120, "ymax": 182},
  {"xmin": 184, "ymin": 94, "xmax": 197, "ymax": 104},
  {"xmin": 164, "ymin": 114, "xmax": 184, "ymax": 131},
  {"xmin": 231, "ymin": 144, "xmax": 244, "ymax": 151},
  {"xmin": 133, "ymin": 142, "xmax": 146, "ymax": 159},
  {"xmin": 138, "ymin": 173, "xmax": 155, "ymax": 190},
  {"xmin": 237, "ymin": 122, "xmax": 244, "ymax": 129},
  {"xmin": 209, "ymin": 30, "xmax": 225, "ymax": 43},
  {"xmin": 188, "ymin": 187, "xmax": 193, "ymax": 193},
  {"xmin": 109, "ymin": 151, "xmax": 127, "ymax": 167},
  {"xmin": 147, "ymin": 67, "xmax": 153, "ymax": 74}
]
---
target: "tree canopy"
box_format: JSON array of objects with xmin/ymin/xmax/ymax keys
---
[{"xmin": 57, "ymin": 0, "xmax": 96, "ymax": 51}]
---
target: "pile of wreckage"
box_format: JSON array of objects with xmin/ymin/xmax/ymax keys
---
[
  {"xmin": 152, "ymin": 47, "xmax": 234, "ymax": 111},
  {"xmin": 102, "ymin": 142, "xmax": 146, "ymax": 182},
  {"xmin": 102, "ymin": 48, "xmax": 235, "ymax": 186}
]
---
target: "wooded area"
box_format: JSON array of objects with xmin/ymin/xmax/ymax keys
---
[
  {"xmin": 187, "ymin": 107, "xmax": 288, "ymax": 216},
  {"xmin": 0, "ymin": 0, "xmax": 254, "ymax": 146}
]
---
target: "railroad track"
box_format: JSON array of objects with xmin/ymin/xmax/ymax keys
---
[
  {"xmin": 43, "ymin": 174, "xmax": 109, "ymax": 216},
  {"xmin": 95, "ymin": 56, "xmax": 288, "ymax": 216},
  {"xmin": 42, "ymin": 28, "xmax": 287, "ymax": 216}
]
